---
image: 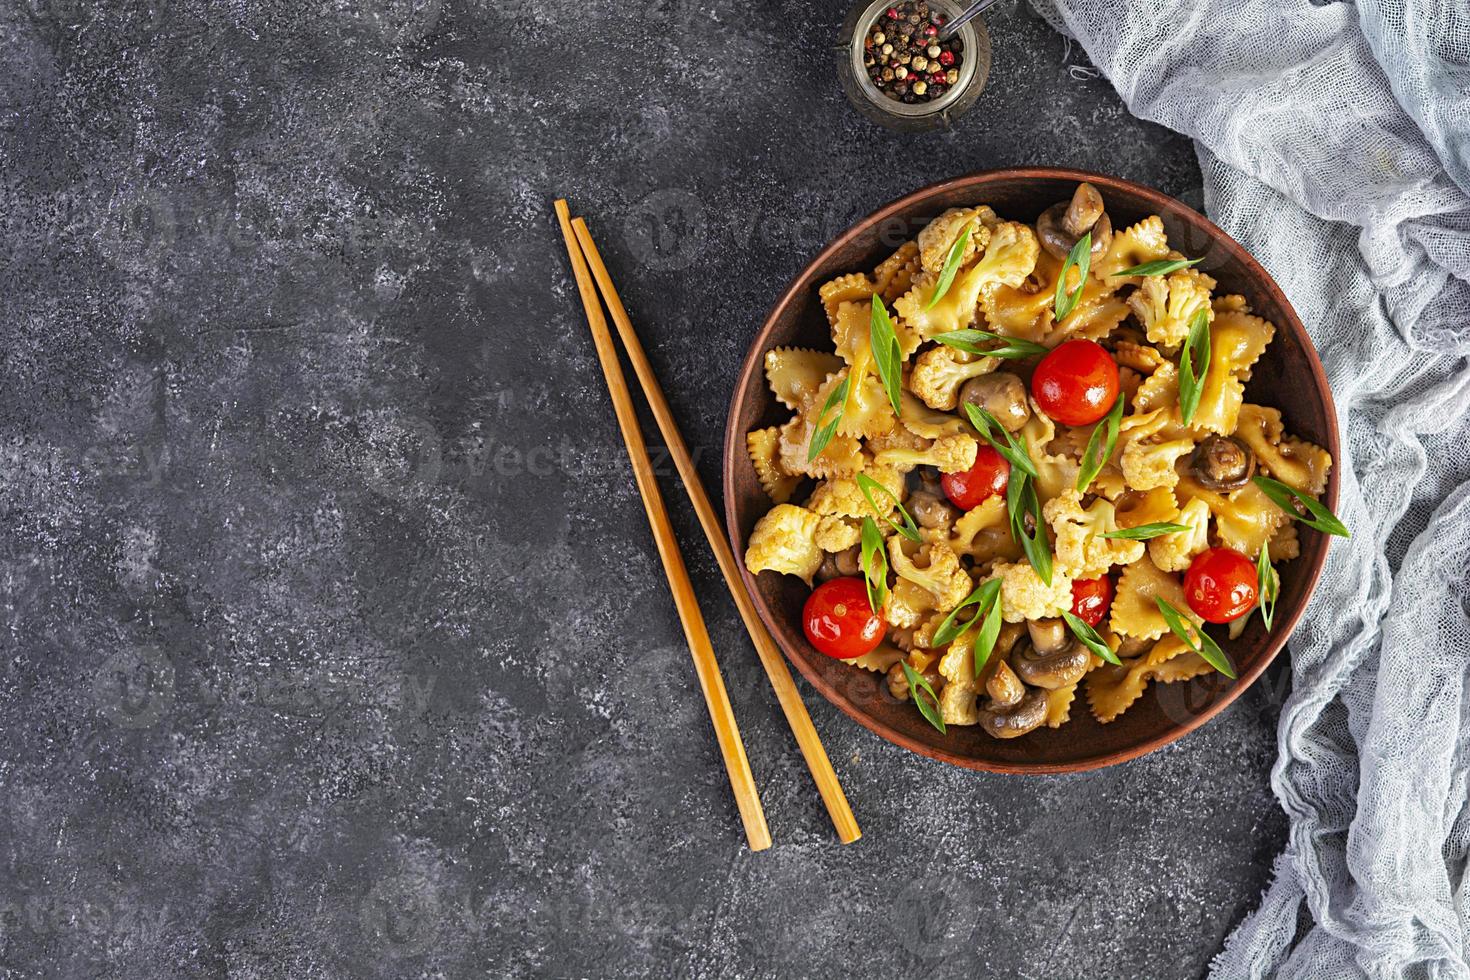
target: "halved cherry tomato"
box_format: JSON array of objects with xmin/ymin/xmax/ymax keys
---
[
  {"xmin": 1030, "ymin": 339, "xmax": 1120, "ymax": 426},
  {"xmin": 1070, "ymin": 575, "xmax": 1114, "ymax": 628},
  {"xmin": 803, "ymin": 577, "xmax": 887, "ymax": 659},
  {"xmin": 940, "ymin": 444, "xmax": 1010, "ymax": 510},
  {"xmin": 1184, "ymin": 547, "xmax": 1258, "ymax": 623}
]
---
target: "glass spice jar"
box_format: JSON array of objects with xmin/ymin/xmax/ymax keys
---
[{"xmin": 837, "ymin": 0, "xmax": 992, "ymax": 132}]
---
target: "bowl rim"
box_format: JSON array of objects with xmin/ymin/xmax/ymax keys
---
[{"xmin": 721, "ymin": 166, "xmax": 1341, "ymax": 774}]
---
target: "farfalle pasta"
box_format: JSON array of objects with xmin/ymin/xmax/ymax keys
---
[{"xmin": 742, "ymin": 182, "xmax": 1339, "ymax": 740}]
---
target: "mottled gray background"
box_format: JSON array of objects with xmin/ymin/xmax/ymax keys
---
[{"xmin": 0, "ymin": 1, "xmax": 1290, "ymax": 977}]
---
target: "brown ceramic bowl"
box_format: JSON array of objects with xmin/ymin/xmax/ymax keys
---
[{"xmin": 722, "ymin": 168, "xmax": 1340, "ymax": 773}]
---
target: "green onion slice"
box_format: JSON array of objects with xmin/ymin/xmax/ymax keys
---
[
  {"xmin": 901, "ymin": 660, "xmax": 947, "ymax": 733},
  {"xmin": 856, "ymin": 473, "xmax": 921, "ymax": 544},
  {"xmin": 964, "ymin": 403, "xmax": 1039, "ymax": 480},
  {"xmin": 924, "ymin": 227, "xmax": 971, "ymax": 311},
  {"xmin": 1075, "ymin": 393, "xmax": 1125, "ymax": 493},
  {"xmin": 1110, "ymin": 257, "xmax": 1203, "ymax": 278},
  {"xmin": 1154, "ymin": 597, "xmax": 1237, "ymax": 679},
  {"xmin": 1062, "ymin": 611, "xmax": 1121, "ymax": 666},
  {"xmin": 932, "ymin": 329, "xmax": 1050, "ymax": 360},
  {"xmin": 1251, "ymin": 476, "xmax": 1350, "ymax": 538},
  {"xmin": 869, "ymin": 296, "xmax": 904, "ymax": 417},
  {"xmin": 1177, "ymin": 308, "xmax": 1211, "ymax": 426},
  {"xmin": 1053, "ymin": 231, "xmax": 1092, "ymax": 322},
  {"xmin": 1101, "ymin": 522, "xmax": 1191, "ymax": 541}
]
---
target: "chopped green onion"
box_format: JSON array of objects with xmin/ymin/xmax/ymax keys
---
[
  {"xmin": 1075, "ymin": 393, "xmax": 1125, "ymax": 493},
  {"xmin": 964, "ymin": 403, "xmax": 1039, "ymax": 480},
  {"xmin": 1256, "ymin": 540, "xmax": 1280, "ymax": 631},
  {"xmin": 1062, "ymin": 611, "xmax": 1121, "ymax": 666},
  {"xmin": 856, "ymin": 473, "xmax": 921, "ymax": 543},
  {"xmin": 1101, "ymin": 522, "xmax": 1191, "ymax": 541},
  {"xmin": 1053, "ymin": 231, "xmax": 1092, "ymax": 322},
  {"xmin": 1154, "ymin": 597, "xmax": 1236, "ymax": 679},
  {"xmin": 931, "ymin": 578, "xmax": 1001, "ymax": 647},
  {"xmin": 1251, "ymin": 476, "xmax": 1350, "ymax": 538},
  {"xmin": 1109, "ymin": 257, "xmax": 1203, "ymax": 278},
  {"xmin": 859, "ymin": 517, "xmax": 888, "ymax": 615},
  {"xmin": 1006, "ymin": 469, "xmax": 1052, "ymax": 586},
  {"xmin": 807, "ymin": 376, "xmax": 850, "ymax": 462},
  {"xmin": 1177, "ymin": 308, "xmax": 1211, "ymax": 426},
  {"xmin": 971, "ymin": 585, "xmax": 1004, "ymax": 679},
  {"xmin": 869, "ymin": 296, "xmax": 904, "ymax": 417},
  {"xmin": 901, "ymin": 660, "xmax": 947, "ymax": 733},
  {"xmin": 932, "ymin": 329, "xmax": 1050, "ymax": 360},
  {"xmin": 924, "ymin": 227, "xmax": 971, "ymax": 311}
]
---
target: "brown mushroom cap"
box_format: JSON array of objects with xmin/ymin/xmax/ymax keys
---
[
  {"xmin": 1190, "ymin": 434, "xmax": 1257, "ymax": 491},
  {"xmin": 1037, "ymin": 182, "xmax": 1114, "ymax": 261},
  {"xmin": 817, "ymin": 546, "xmax": 862, "ymax": 582},
  {"xmin": 959, "ymin": 372, "xmax": 1031, "ymax": 433},
  {"xmin": 908, "ymin": 490, "xmax": 959, "ymax": 530},
  {"xmin": 978, "ymin": 688, "xmax": 1048, "ymax": 739},
  {"xmin": 1010, "ymin": 630, "xmax": 1090, "ymax": 689},
  {"xmin": 985, "ymin": 660, "xmax": 1026, "ymax": 708}
]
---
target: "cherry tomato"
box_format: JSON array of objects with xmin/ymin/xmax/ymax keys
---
[
  {"xmin": 940, "ymin": 444, "xmax": 1010, "ymax": 510},
  {"xmin": 1070, "ymin": 575, "xmax": 1114, "ymax": 628},
  {"xmin": 1184, "ymin": 547, "xmax": 1258, "ymax": 623},
  {"xmin": 803, "ymin": 577, "xmax": 887, "ymax": 659},
  {"xmin": 1030, "ymin": 339, "xmax": 1120, "ymax": 426}
]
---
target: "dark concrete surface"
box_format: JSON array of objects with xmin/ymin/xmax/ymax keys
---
[{"xmin": 0, "ymin": 1, "xmax": 1288, "ymax": 977}]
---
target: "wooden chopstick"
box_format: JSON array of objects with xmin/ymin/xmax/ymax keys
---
[
  {"xmin": 555, "ymin": 200, "xmax": 772, "ymax": 852},
  {"xmin": 571, "ymin": 217, "xmax": 862, "ymax": 845}
]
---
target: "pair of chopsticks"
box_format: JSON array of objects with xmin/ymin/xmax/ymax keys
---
[{"xmin": 554, "ymin": 199, "xmax": 860, "ymax": 850}]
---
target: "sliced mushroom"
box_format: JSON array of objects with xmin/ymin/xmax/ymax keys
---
[
  {"xmin": 817, "ymin": 545, "xmax": 862, "ymax": 582},
  {"xmin": 1009, "ymin": 630, "xmax": 1090, "ymax": 690},
  {"xmin": 1064, "ymin": 182, "xmax": 1106, "ymax": 237},
  {"xmin": 1190, "ymin": 435, "xmax": 1256, "ymax": 491},
  {"xmin": 1037, "ymin": 182, "xmax": 1113, "ymax": 261},
  {"xmin": 959, "ymin": 372, "xmax": 1031, "ymax": 432},
  {"xmin": 978, "ymin": 688, "xmax": 1048, "ymax": 739},
  {"xmin": 985, "ymin": 660, "xmax": 1025, "ymax": 708},
  {"xmin": 908, "ymin": 490, "xmax": 959, "ymax": 530},
  {"xmin": 1026, "ymin": 617, "xmax": 1069, "ymax": 654}
]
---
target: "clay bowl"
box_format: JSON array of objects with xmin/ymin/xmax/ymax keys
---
[{"xmin": 722, "ymin": 168, "xmax": 1340, "ymax": 773}]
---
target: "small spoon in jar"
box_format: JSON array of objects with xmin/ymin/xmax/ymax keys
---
[{"xmin": 939, "ymin": 0, "xmax": 1007, "ymax": 40}]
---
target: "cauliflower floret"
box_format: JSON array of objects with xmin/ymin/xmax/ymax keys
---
[
  {"xmin": 866, "ymin": 421, "xmax": 929, "ymax": 457},
  {"xmin": 744, "ymin": 504, "xmax": 823, "ymax": 584},
  {"xmin": 910, "ymin": 346, "xmax": 999, "ymax": 411},
  {"xmin": 985, "ymin": 561, "xmax": 1074, "ymax": 623},
  {"xmin": 885, "ymin": 578, "xmax": 937, "ymax": 628},
  {"xmin": 1119, "ymin": 410, "xmax": 1196, "ymax": 491},
  {"xmin": 1126, "ymin": 269, "xmax": 1214, "ymax": 348},
  {"xmin": 937, "ymin": 637, "xmax": 979, "ymax": 726},
  {"xmin": 916, "ymin": 206, "xmax": 991, "ymax": 273},
  {"xmin": 895, "ymin": 221, "xmax": 1041, "ymax": 341},
  {"xmin": 805, "ymin": 466, "xmax": 905, "ymax": 520},
  {"xmin": 1043, "ymin": 489, "xmax": 1145, "ymax": 580},
  {"xmin": 970, "ymin": 219, "xmax": 1041, "ymax": 291},
  {"xmin": 814, "ymin": 515, "xmax": 862, "ymax": 552},
  {"xmin": 1148, "ymin": 497, "xmax": 1211, "ymax": 572},
  {"xmin": 872, "ymin": 433, "xmax": 979, "ymax": 474},
  {"xmin": 887, "ymin": 538, "xmax": 973, "ymax": 612}
]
